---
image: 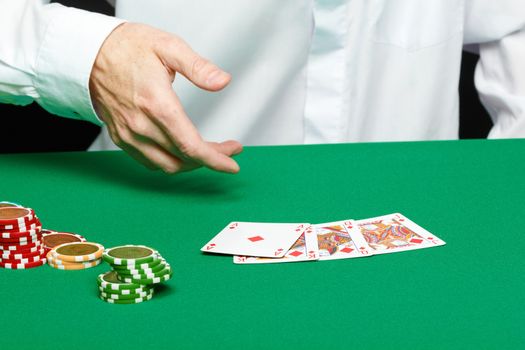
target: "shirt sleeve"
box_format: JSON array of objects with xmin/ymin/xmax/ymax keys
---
[
  {"xmin": 464, "ymin": 0, "xmax": 525, "ymax": 138},
  {"xmin": 0, "ymin": 0, "xmax": 125, "ymax": 125},
  {"xmin": 475, "ymin": 27, "xmax": 525, "ymax": 138}
]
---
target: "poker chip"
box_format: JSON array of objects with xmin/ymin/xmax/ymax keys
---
[
  {"xmin": 118, "ymin": 269, "xmax": 173, "ymax": 285},
  {"xmin": 1, "ymin": 248, "xmax": 44, "ymax": 260},
  {"xmin": 50, "ymin": 242, "xmax": 104, "ymax": 262},
  {"xmin": 99, "ymin": 293, "xmax": 153, "ymax": 305},
  {"xmin": 0, "ymin": 256, "xmax": 46, "ymax": 269},
  {"xmin": 0, "ymin": 243, "xmax": 42, "ymax": 255},
  {"xmin": 98, "ymin": 285, "xmax": 152, "ymax": 295},
  {"xmin": 47, "ymin": 258, "xmax": 101, "ymax": 270},
  {"xmin": 0, "ymin": 254, "xmax": 43, "ymax": 264},
  {"xmin": 0, "ymin": 219, "xmax": 41, "ymax": 232},
  {"xmin": 0, "ymin": 228, "xmax": 41, "ymax": 240},
  {"xmin": 42, "ymin": 232, "xmax": 86, "ymax": 254},
  {"xmin": 113, "ymin": 260, "xmax": 167, "ymax": 275},
  {"xmin": 0, "ymin": 240, "xmax": 41, "ymax": 251},
  {"xmin": 97, "ymin": 271, "xmax": 145, "ymax": 291},
  {"xmin": 111, "ymin": 257, "xmax": 163, "ymax": 270},
  {"xmin": 100, "ymin": 289, "xmax": 153, "ymax": 300},
  {"xmin": 116, "ymin": 263, "xmax": 171, "ymax": 280},
  {"xmin": 102, "ymin": 245, "xmax": 158, "ymax": 265},
  {"xmin": 0, "ymin": 235, "xmax": 42, "ymax": 245},
  {"xmin": 0, "ymin": 208, "xmax": 37, "ymax": 229}
]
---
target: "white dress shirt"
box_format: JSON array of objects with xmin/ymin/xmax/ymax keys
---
[
  {"xmin": 0, "ymin": 0, "xmax": 124, "ymax": 122},
  {"xmin": 1, "ymin": 1, "xmax": 524, "ymax": 151}
]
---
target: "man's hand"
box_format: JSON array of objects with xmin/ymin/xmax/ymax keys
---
[{"xmin": 89, "ymin": 23, "xmax": 243, "ymax": 174}]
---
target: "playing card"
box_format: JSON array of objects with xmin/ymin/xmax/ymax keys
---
[
  {"xmin": 201, "ymin": 222, "xmax": 309, "ymax": 258},
  {"xmin": 315, "ymin": 220, "xmax": 374, "ymax": 260},
  {"xmin": 233, "ymin": 225, "xmax": 319, "ymax": 264},
  {"xmin": 355, "ymin": 213, "xmax": 446, "ymax": 254}
]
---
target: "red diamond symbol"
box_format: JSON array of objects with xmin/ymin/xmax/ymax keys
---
[
  {"xmin": 340, "ymin": 247, "xmax": 354, "ymax": 253},
  {"xmin": 289, "ymin": 250, "xmax": 303, "ymax": 257},
  {"xmin": 248, "ymin": 236, "xmax": 264, "ymax": 242},
  {"xmin": 410, "ymin": 238, "xmax": 423, "ymax": 244}
]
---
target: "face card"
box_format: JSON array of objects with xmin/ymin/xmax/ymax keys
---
[
  {"xmin": 314, "ymin": 220, "xmax": 374, "ymax": 261},
  {"xmin": 355, "ymin": 213, "xmax": 446, "ymax": 255},
  {"xmin": 233, "ymin": 226, "xmax": 319, "ymax": 264},
  {"xmin": 201, "ymin": 222, "xmax": 309, "ymax": 258}
]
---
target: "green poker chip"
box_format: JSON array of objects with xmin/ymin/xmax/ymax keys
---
[
  {"xmin": 112, "ymin": 259, "xmax": 166, "ymax": 274},
  {"xmin": 111, "ymin": 256, "xmax": 163, "ymax": 270},
  {"xmin": 102, "ymin": 245, "xmax": 159, "ymax": 265},
  {"xmin": 98, "ymin": 285, "xmax": 152, "ymax": 296},
  {"xmin": 99, "ymin": 293, "xmax": 153, "ymax": 304},
  {"xmin": 118, "ymin": 269, "xmax": 173, "ymax": 285},
  {"xmin": 97, "ymin": 271, "xmax": 144, "ymax": 291},
  {"xmin": 115, "ymin": 264, "xmax": 171, "ymax": 280},
  {"xmin": 99, "ymin": 289, "xmax": 153, "ymax": 300}
]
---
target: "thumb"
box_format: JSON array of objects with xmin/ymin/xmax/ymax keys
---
[{"xmin": 161, "ymin": 37, "xmax": 231, "ymax": 91}]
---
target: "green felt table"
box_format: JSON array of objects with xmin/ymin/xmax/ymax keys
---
[{"xmin": 1, "ymin": 139, "xmax": 524, "ymax": 349}]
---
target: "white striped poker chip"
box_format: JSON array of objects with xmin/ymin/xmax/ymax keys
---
[
  {"xmin": 115, "ymin": 257, "xmax": 163, "ymax": 270},
  {"xmin": 0, "ymin": 243, "xmax": 42, "ymax": 254},
  {"xmin": 51, "ymin": 242, "xmax": 104, "ymax": 262},
  {"xmin": 100, "ymin": 293, "xmax": 153, "ymax": 304},
  {"xmin": 117, "ymin": 263, "xmax": 171, "ymax": 280},
  {"xmin": 99, "ymin": 289, "xmax": 152, "ymax": 300},
  {"xmin": 0, "ymin": 256, "xmax": 46, "ymax": 269},
  {"xmin": 0, "ymin": 222, "xmax": 40, "ymax": 233},
  {"xmin": 47, "ymin": 258, "xmax": 102, "ymax": 270},
  {"xmin": 98, "ymin": 286, "xmax": 151, "ymax": 295},
  {"xmin": 0, "ymin": 235, "xmax": 41, "ymax": 245},
  {"xmin": 0, "ymin": 254, "xmax": 43, "ymax": 264},
  {"xmin": 119, "ymin": 270, "xmax": 172, "ymax": 285},
  {"xmin": 97, "ymin": 271, "xmax": 143, "ymax": 291},
  {"xmin": 114, "ymin": 258, "xmax": 167, "ymax": 275},
  {"xmin": 102, "ymin": 245, "xmax": 159, "ymax": 266},
  {"xmin": 1, "ymin": 248, "xmax": 44, "ymax": 260},
  {"xmin": 0, "ymin": 227, "xmax": 41, "ymax": 239},
  {"xmin": 0, "ymin": 207, "xmax": 35, "ymax": 225}
]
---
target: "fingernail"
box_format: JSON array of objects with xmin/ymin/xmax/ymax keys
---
[{"xmin": 206, "ymin": 70, "xmax": 229, "ymax": 86}]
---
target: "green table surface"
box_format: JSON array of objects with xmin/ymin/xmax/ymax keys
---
[{"xmin": 1, "ymin": 139, "xmax": 524, "ymax": 349}]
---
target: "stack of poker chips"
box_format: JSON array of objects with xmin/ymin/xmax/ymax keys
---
[
  {"xmin": 0, "ymin": 206, "xmax": 46, "ymax": 269},
  {"xmin": 98, "ymin": 245, "xmax": 172, "ymax": 304},
  {"xmin": 46, "ymin": 242, "xmax": 104, "ymax": 270}
]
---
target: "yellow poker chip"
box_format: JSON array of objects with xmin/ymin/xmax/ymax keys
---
[
  {"xmin": 51, "ymin": 242, "xmax": 104, "ymax": 262},
  {"xmin": 46, "ymin": 251, "xmax": 102, "ymax": 270}
]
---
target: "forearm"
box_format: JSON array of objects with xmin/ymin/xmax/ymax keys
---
[{"xmin": 0, "ymin": 0, "xmax": 124, "ymax": 125}]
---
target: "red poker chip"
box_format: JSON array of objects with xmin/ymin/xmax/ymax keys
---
[
  {"xmin": 42, "ymin": 232, "xmax": 87, "ymax": 250},
  {"xmin": 0, "ymin": 256, "xmax": 46, "ymax": 269},
  {"xmin": 0, "ymin": 240, "xmax": 41, "ymax": 251},
  {"xmin": 0, "ymin": 218, "xmax": 41, "ymax": 231},
  {"xmin": 0, "ymin": 253, "xmax": 43, "ymax": 264},
  {"xmin": 0, "ymin": 227, "xmax": 42, "ymax": 240},
  {"xmin": 0, "ymin": 235, "xmax": 42, "ymax": 245},
  {"xmin": 0, "ymin": 207, "xmax": 36, "ymax": 225},
  {"xmin": 1, "ymin": 248, "xmax": 44, "ymax": 260},
  {"xmin": 0, "ymin": 245, "xmax": 43, "ymax": 256}
]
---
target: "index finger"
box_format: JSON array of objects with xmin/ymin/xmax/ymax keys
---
[{"xmin": 150, "ymin": 88, "xmax": 240, "ymax": 173}]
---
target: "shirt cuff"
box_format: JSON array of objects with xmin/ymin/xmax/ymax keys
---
[{"xmin": 34, "ymin": 4, "xmax": 125, "ymax": 125}]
